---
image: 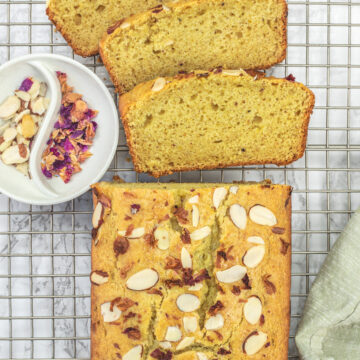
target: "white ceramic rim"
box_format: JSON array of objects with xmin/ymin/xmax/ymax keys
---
[{"xmin": 0, "ymin": 53, "xmax": 119, "ymax": 205}]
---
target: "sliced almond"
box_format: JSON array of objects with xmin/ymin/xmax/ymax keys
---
[
  {"xmin": 1, "ymin": 144, "xmax": 29, "ymax": 164},
  {"xmin": 13, "ymin": 109, "xmax": 30, "ymax": 124},
  {"xmin": 0, "ymin": 121, "xmax": 10, "ymax": 135},
  {"xmin": 190, "ymin": 226, "xmax": 211, "ymax": 241},
  {"xmin": 39, "ymin": 82, "xmax": 48, "ymax": 97},
  {"xmin": 192, "ymin": 205, "xmax": 199, "ymax": 227},
  {"xmin": 120, "ymin": 21, "xmax": 130, "ymax": 29},
  {"xmin": 155, "ymin": 228, "xmax": 170, "ymax": 250},
  {"xmin": 165, "ymin": 326, "xmax": 182, "ymax": 342},
  {"xmin": 92, "ymin": 202, "xmax": 103, "ymax": 229},
  {"xmin": 247, "ymin": 236, "xmax": 265, "ymax": 245},
  {"xmin": 126, "ymin": 268, "xmax": 159, "ymax": 291},
  {"xmin": 118, "ymin": 227, "xmax": 145, "ymax": 238},
  {"xmin": 0, "ymin": 139, "xmax": 11, "ymax": 152},
  {"xmin": 21, "ymin": 114, "xmax": 37, "ymax": 139},
  {"xmin": 3, "ymin": 127, "xmax": 17, "ymax": 142},
  {"xmin": 16, "ymin": 123, "xmax": 22, "ymax": 135},
  {"xmin": 188, "ymin": 195, "xmax": 199, "ymax": 204},
  {"xmin": 243, "ymin": 246, "xmax": 265, "ymax": 268},
  {"xmin": 249, "ymin": 205, "xmax": 277, "ymax": 226},
  {"xmin": 31, "ymin": 115, "xmax": 43, "ymax": 124},
  {"xmin": 183, "ymin": 316, "xmax": 197, "ymax": 333},
  {"xmin": 44, "ymin": 98, "xmax": 50, "ymax": 108},
  {"xmin": 159, "ymin": 341, "xmax": 172, "ymax": 349},
  {"xmin": 30, "ymin": 97, "xmax": 47, "ymax": 115},
  {"xmin": 216, "ymin": 265, "xmax": 247, "ymax": 284},
  {"xmin": 100, "ymin": 302, "xmax": 122, "ymax": 322},
  {"xmin": 188, "ymin": 283, "xmax": 203, "ymax": 291},
  {"xmin": 15, "ymin": 90, "xmax": 31, "ymax": 102},
  {"xmin": 181, "ymin": 247, "xmax": 192, "ymax": 269},
  {"xmin": 222, "ymin": 69, "xmax": 242, "ymax": 76},
  {"xmin": 213, "ymin": 187, "xmax": 227, "ymax": 209},
  {"xmin": 205, "ymin": 314, "xmax": 224, "ymax": 331},
  {"xmin": 129, "ymin": 227, "xmax": 145, "ymax": 238},
  {"xmin": 229, "ymin": 185, "xmax": 238, "ymax": 194},
  {"xmin": 16, "ymin": 134, "xmax": 30, "ymax": 146},
  {"xmin": 90, "ymin": 270, "xmax": 109, "ymax": 285},
  {"xmin": 123, "ymin": 345, "xmax": 143, "ymax": 360},
  {"xmin": 28, "ymin": 79, "xmax": 40, "ymax": 100},
  {"xmin": 244, "ymin": 296, "xmax": 262, "ymax": 325},
  {"xmin": 176, "ymin": 336, "xmax": 194, "ymax": 350},
  {"xmin": 16, "ymin": 162, "xmax": 29, "ymax": 176},
  {"xmin": 176, "ymin": 294, "xmax": 200, "ymax": 312},
  {"xmin": 196, "ymin": 353, "xmax": 208, "ymax": 360},
  {"xmin": 243, "ymin": 331, "xmax": 268, "ymax": 355},
  {"xmin": 152, "ymin": 77, "xmax": 166, "ymax": 92},
  {"xmin": 0, "ymin": 96, "xmax": 21, "ymax": 120},
  {"xmin": 229, "ymin": 204, "xmax": 247, "ymax": 230}
]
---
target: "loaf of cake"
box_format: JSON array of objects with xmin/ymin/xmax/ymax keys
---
[
  {"xmin": 99, "ymin": 0, "xmax": 287, "ymax": 93},
  {"xmin": 91, "ymin": 181, "xmax": 292, "ymax": 359},
  {"xmin": 46, "ymin": 0, "xmax": 165, "ymax": 56},
  {"xmin": 119, "ymin": 69, "xmax": 315, "ymax": 177}
]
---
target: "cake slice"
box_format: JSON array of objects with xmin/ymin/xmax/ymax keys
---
[
  {"xmin": 46, "ymin": 0, "xmax": 166, "ymax": 56},
  {"xmin": 90, "ymin": 181, "xmax": 292, "ymax": 359},
  {"xmin": 119, "ymin": 69, "xmax": 315, "ymax": 177},
  {"xmin": 99, "ymin": 0, "xmax": 287, "ymax": 93}
]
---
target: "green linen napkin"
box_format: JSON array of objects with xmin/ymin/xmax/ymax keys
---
[{"xmin": 295, "ymin": 208, "xmax": 360, "ymax": 360}]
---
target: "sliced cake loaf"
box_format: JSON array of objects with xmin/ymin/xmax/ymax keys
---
[
  {"xmin": 46, "ymin": 0, "xmax": 165, "ymax": 56},
  {"xmin": 119, "ymin": 70, "xmax": 315, "ymax": 177},
  {"xmin": 100, "ymin": 0, "xmax": 287, "ymax": 93}
]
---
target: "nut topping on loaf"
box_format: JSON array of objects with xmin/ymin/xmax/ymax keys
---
[
  {"xmin": 90, "ymin": 270, "xmax": 109, "ymax": 286},
  {"xmin": 152, "ymin": 78, "xmax": 167, "ymax": 92},
  {"xmin": 90, "ymin": 182, "xmax": 291, "ymax": 359}
]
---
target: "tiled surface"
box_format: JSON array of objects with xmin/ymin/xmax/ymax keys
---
[{"xmin": 0, "ymin": 0, "xmax": 360, "ymax": 359}]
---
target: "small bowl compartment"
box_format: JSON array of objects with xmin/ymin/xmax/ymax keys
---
[
  {"xmin": 0, "ymin": 60, "xmax": 60, "ymax": 200},
  {"xmin": 0, "ymin": 54, "xmax": 119, "ymax": 205}
]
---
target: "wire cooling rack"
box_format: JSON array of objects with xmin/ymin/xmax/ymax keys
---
[{"xmin": 0, "ymin": 0, "xmax": 360, "ymax": 359}]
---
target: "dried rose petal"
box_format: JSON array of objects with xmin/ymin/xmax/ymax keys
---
[
  {"xmin": 150, "ymin": 349, "xmax": 172, "ymax": 360},
  {"xmin": 131, "ymin": 204, "xmax": 141, "ymax": 214},
  {"xmin": 60, "ymin": 104, "xmax": 72, "ymax": 120},
  {"xmin": 71, "ymin": 130, "xmax": 83, "ymax": 139},
  {"xmin": 63, "ymin": 138, "xmax": 74, "ymax": 152},
  {"xmin": 19, "ymin": 77, "xmax": 33, "ymax": 92},
  {"xmin": 285, "ymin": 74, "xmax": 296, "ymax": 82},
  {"xmin": 41, "ymin": 165, "xmax": 52, "ymax": 178},
  {"xmin": 40, "ymin": 71, "xmax": 98, "ymax": 183},
  {"xmin": 53, "ymin": 160, "xmax": 66, "ymax": 170}
]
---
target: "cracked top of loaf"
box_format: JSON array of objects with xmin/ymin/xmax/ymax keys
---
[{"xmin": 90, "ymin": 181, "xmax": 291, "ymax": 360}]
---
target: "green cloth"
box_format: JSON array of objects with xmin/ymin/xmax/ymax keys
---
[{"xmin": 295, "ymin": 208, "xmax": 360, "ymax": 360}]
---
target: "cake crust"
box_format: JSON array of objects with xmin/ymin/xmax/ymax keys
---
[
  {"xmin": 118, "ymin": 70, "xmax": 315, "ymax": 178},
  {"xmin": 90, "ymin": 182, "xmax": 292, "ymax": 360},
  {"xmin": 46, "ymin": 6, "xmax": 93, "ymax": 57}
]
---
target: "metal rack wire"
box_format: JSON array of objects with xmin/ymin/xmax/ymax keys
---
[{"xmin": 0, "ymin": 0, "xmax": 359, "ymax": 359}]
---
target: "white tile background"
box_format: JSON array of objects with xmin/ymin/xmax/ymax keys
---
[{"xmin": 0, "ymin": 0, "xmax": 360, "ymax": 359}]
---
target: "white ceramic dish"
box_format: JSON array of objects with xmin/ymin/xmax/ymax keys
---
[{"xmin": 0, "ymin": 54, "xmax": 119, "ymax": 205}]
